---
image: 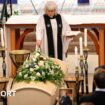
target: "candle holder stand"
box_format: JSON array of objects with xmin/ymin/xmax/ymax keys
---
[
  {"xmin": 75, "ymin": 66, "xmax": 79, "ymax": 104},
  {"xmin": 79, "ymin": 55, "xmax": 85, "ymax": 94},
  {"xmin": 83, "ymin": 47, "xmax": 89, "ymax": 94},
  {"xmin": 0, "ymin": 47, "xmax": 6, "ymax": 77},
  {"xmin": 9, "ymin": 50, "xmax": 30, "ymax": 77}
]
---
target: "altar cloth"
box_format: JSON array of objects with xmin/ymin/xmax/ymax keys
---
[{"xmin": 6, "ymin": 14, "xmax": 105, "ymax": 25}]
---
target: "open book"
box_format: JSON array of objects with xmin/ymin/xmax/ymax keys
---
[{"xmin": 66, "ymin": 31, "xmax": 81, "ymax": 37}]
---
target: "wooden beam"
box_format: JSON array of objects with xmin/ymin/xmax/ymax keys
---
[
  {"xmin": 10, "ymin": 28, "xmax": 16, "ymax": 77},
  {"xmin": 99, "ymin": 28, "xmax": 105, "ymax": 65}
]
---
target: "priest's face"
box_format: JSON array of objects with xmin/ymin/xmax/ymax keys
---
[{"xmin": 46, "ymin": 9, "xmax": 56, "ymax": 18}]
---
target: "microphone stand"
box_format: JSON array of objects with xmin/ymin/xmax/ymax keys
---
[
  {"xmin": 60, "ymin": 0, "xmax": 66, "ymax": 13},
  {"xmin": 30, "ymin": 0, "xmax": 38, "ymax": 15},
  {"xmin": 0, "ymin": 0, "xmax": 8, "ymax": 21},
  {"xmin": 9, "ymin": 0, "xmax": 12, "ymax": 15}
]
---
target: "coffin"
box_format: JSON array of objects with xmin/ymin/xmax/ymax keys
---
[{"xmin": 6, "ymin": 58, "xmax": 67, "ymax": 105}]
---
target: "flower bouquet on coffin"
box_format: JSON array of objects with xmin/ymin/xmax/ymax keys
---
[{"xmin": 15, "ymin": 48, "xmax": 64, "ymax": 86}]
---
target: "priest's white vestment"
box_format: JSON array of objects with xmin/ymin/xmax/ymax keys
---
[{"xmin": 36, "ymin": 15, "xmax": 75, "ymax": 60}]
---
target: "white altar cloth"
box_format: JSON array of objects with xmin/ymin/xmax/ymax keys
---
[{"xmin": 6, "ymin": 14, "xmax": 105, "ymax": 25}]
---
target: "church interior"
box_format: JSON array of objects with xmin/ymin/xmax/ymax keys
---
[{"xmin": 0, "ymin": 0, "xmax": 105, "ymax": 105}]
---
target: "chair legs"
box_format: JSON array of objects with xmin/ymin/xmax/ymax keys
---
[{"xmin": 1, "ymin": 97, "xmax": 7, "ymax": 105}]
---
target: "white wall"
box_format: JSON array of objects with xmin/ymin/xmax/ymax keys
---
[
  {"xmin": 66, "ymin": 53, "xmax": 98, "ymax": 92},
  {"xmin": 66, "ymin": 53, "xmax": 98, "ymax": 73},
  {"xmin": 1, "ymin": 0, "xmax": 105, "ymax": 15}
]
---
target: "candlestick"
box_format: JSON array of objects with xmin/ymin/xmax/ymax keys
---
[
  {"xmin": 83, "ymin": 47, "xmax": 89, "ymax": 94},
  {"xmin": 84, "ymin": 28, "xmax": 87, "ymax": 47},
  {"xmin": 0, "ymin": 47, "xmax": 6, "ymax": 77},
  {"xmin": 75, "ymin": 46, "xmax": 78, "ymax": 67},
  {"xmin": 79, "ymin": 55, "xmax": 84, "ymax": 94},
  {"xmin": 79, "ymin": 37, "xmax": 83, "ymax": 56},
  {"xmin": 0, "ymin": 28, "xmax": 4, "ymax": 47},
  {"xmin": 75, "ymin": 66, "xmax": 79, "ymax": 104}
]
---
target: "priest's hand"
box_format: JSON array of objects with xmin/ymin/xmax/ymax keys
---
[{"xmin": 36, "ymin": 40, "xmax": 42, "ymax": 47}]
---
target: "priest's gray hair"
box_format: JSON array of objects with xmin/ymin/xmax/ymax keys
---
[{"xmin": 44, "ymin": 1, "xmax": 58, "ymax": 14}]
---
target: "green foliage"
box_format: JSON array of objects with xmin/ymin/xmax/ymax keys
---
[
  {"xmin": 15, "ymin": 49, "xmax": 64, "ymax": 86},
  {"xmin": 13, "ymin": 10, "xmax": 19, "ymax": 15}
]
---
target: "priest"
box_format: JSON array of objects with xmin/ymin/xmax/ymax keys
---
[{"xmin": 36, "ymin": 1, "xmax": 79, "ymax": 60}]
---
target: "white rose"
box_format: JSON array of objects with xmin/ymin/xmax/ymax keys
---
[
  {"xmin": 30, "ymin": 76, "xmax": 35, "ymax": 81},
  {"xmin": 50, "ymin": 70, "xmax": 54, "ymax": 74},
  {"xmin": 35, "ymin": 65, "xmax": 39, "ymax": 69},
  {"xmin": 25, "ymin": 64, "xmax": 29, "ymax": 68},
  {"xmin": 42, "ymin": 71, "xmax": 45, "ymax": 75},
  {"xmin": 30, "ymin": 68, "xmax": 34, "ymax": 72},
  {"xmin": 36, "ymin": 72, "xmax": 41, "ymax": 76},
  {"xmin": 34, "ymin": 53, "xmax": 40, "ymax": 59},
  {"xmin": 19, "ymin": 72, "xmax": 22, "ymax": 76},
  {"xmin": 52, "ymin": 66, "xmax": 54, "ymax": 69},
  {"xmin": 38, "ymin": 61, "xmax": 44, "ymax": 66},
  {"xmin": 45, "ymin": 63, "xmax": 50, "ymax": 69},
  {"xmin": 24, "ymin": 74, "xmax": 28, "ymax": 78},
  {"xmin": 32, "ymin": 58, "xmax": 36, "ymax": 61}
]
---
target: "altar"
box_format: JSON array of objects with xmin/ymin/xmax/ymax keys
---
[{"xmin": 5, "ymin": 14, "xmax": 105, "ymax": 76}]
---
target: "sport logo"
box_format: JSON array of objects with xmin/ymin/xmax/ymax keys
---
[{"xmin": 0, "ymin": 91, "xmax": 16, "ymax": 97}]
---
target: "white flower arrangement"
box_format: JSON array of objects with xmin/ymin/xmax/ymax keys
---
[{"xmin": 15, "ymin": 49, "xmax": 64, "ymax": 86}]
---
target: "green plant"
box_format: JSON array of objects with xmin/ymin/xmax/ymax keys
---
[{"xmin": 15, "ymin": 49, "xmax": 64, "ymax": 86}]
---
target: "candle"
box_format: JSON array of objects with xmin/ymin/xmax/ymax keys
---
[
  {"xmin": 0, "ymin": 28, "xmax": 4, "ymax": 47},
  {"xmin": 84, "ymin": 28, "xmax": 87, "ymax": 47},
  {"xmin": 75, "ymin": 46, "xmax": 78, "ymax": 67},
  {"xmin": 79, "ymin": 37, "xmax": 83, "ymax": 56}
]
